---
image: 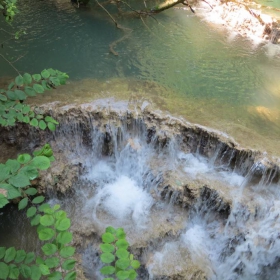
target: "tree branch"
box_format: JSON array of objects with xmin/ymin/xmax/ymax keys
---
[{"xmin": 0, "ymin": 54, "xmax": 21, "ymax": 75}]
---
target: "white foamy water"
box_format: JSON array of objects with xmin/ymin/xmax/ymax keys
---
[
  {"xmin": 88, "ymin": 175, "xmax": 153, "ymax": 226},
  {"xmin": 54, "ymin": 120, "xmax": 280, "ymax": 279}
]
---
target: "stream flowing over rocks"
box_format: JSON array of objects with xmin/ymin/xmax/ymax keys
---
[
  {"xmin": 1, "ymin": 99, "xmax": 280, "ymax": 279},
  {"xmin": 193, "ymin": 0, "xmax": 280, "ymax": 44}
]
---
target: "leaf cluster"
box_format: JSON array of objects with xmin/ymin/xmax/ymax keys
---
[
  {"xmin": 0, "ymin": 144, "xmax": 55, "ymax": 209},
  {"xmin": 0, "ymin": 69, "xmax": 69, "ymax": 130},
  {"xmin": 100, "ymin": 227, "xmax": 140, "ymax": 280},
  {"xmin": 0, "ymin": 0, "xmax": 18, "ymax": 22},
  {"xmin": 0, "ymin": 203, "xmax": 76, "ymax": 280}
]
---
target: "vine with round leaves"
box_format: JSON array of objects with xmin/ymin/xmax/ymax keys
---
[
  {"xmin": 100, "ymin": 227, "xmax": 140, "ymax": 280},
  {"xmin": 0, "ymin": 69, "xmax": 68, "ymax": 130},
  {"xmin": 0, "ymin": 145, "xmax": 77, "ymax": 280}
]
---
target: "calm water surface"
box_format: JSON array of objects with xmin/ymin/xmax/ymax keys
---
[{"xmin": 0, "ymin": 0, "xmax": 280, "ymax": 155}]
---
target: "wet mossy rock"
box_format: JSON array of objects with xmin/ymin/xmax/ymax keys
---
[{"xmin": 1, "ymin": 99, "xmax": 279, "ymax": 194}]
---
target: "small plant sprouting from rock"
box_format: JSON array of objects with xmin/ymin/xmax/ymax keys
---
[{"xmin": 100, "ymin": 226, "xmax": 140, "ymax": 280}]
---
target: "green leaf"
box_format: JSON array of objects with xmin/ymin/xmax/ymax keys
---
[
  {"xmin": 48, "ymin": 271, "xmax": 62, "ymax": 280},
  {"xmin": 14, "ymin": 249, "xmax": 26, "ymax": 263},
  {"xmin": 0, "ymin": 184, "xmax": 21, "ymax": 199},
  {"xmin": 131, "ymin": 260, "xmax": 140, "ymax": 269},
  {"xmin": 30, "ymin": 265, "xmax": 41, "ymax": 280},
  {"xmin": 8, "ymin": 82, "xmax": 15, "ymax": 90},
  {"xmin": 0, "ymin": 194, "xmax": 9, "ymax": 208},
  {"xmin": 0, "ymin": 262, "xmax": 9, "ymax": 280},
  {"xmin": 32, "ymin": 74, "xmax": 41, "ymax": 82},
  {"xmin": 31, "ymin": 214, "xmax": 41, "ymax": 226},
  {"xmin": 50, "ymin": 76, "xmax": 60, "ymax": 86},
  {"xmin": 47, "ymin": 68, "xmax": 56, "ymax": 76},
  {"xmin": 30, "ymin": 118, "xmax": 38, "ymax": 127},
  {"xmin": 106, "ymin": 226, "xmax": 116, "ymax": 234},
  {"xmin": 15, "ymin": 75, "xmax": 24, "ymax": 86},
  {"xmin": 27, "ymin": 206, "xmax": 37, "ymax": 218},
  {"xmin": 100, "ymin": 253, "xmax": 115, "ymax": 264},
  {"xmin": 17, "ymin": 154, "xmax": 31, "ymax": 164},
  {"xmin": 44, "ymin": 208, "xmax": 55, "ymax": 215},
  {"xmin": 14, "ymin": 89, "xmax": 26, "ymax": 100},
  {"xmin": 24, "ymin": 86, "xmax": 36, "ymax": 97},
  {"xmin": 23, "ymin": 73, "xmax": 32, "ymax": 85},
  {"xmin": 41, "ymin": 243, "xmax": 57, "ymax": 256},
  {"xmin": 100, "ymin": 265, "xmax": 115, "ymax": 275},
  {"xmin": 0, "ymin": 94, "xmax": 7, "ymax": 101},
  {"xmin": 42, "ymin": 80, "xmax": 51, "ymax": 90},
  {"xmin": 116, "ymin": 271, "xmax": 130, "ymax": 280},
  {"xmin": 116, "ymin": 228, "xmax": 126, "ymax": 239},
  {"xmin": 41, "ymin": 69, "xmax": 50, "ymax": 79},
  {"xmin": 60, "ymin": 247, "xmax": 75, "ymax": 258},
  {"xmin": 39, "ymin": 120, "xmax": 47, "ymax": 130},
  {"xmin": 36, "ymin": 257, "xmax": 44, "ymax": 265},
  {"xmin": 102, "ymin": 232, "xmax": 115, "ymax": 244},
  {"xmin": 40, "ymin": 214, "xmax": 54, "ymax": 226},
  {"xmin": 56, "ymin": 231, "xmax": 73, "ymax": 245},
  {"xmin": 9, "ymin": 172, "xmax": 30, "ymax": 188},
  {"xmin": 32, "ymin": 156, "xmax": 50, "ymax": 170},
  {"xmin": 38, "ymin": 203, "xmax": 51, "ymax": 212},
  {"xmin": 53, "ymin": 204, "xmax": 60, "ymax": 211},
  {"xmin": 14, "ymin": 103, "xmax": 23, "ymax": 110},
  {"xmin": 39, "ymin": 264, "xmax": 50, "ymax": 275},
  {"xmin": 19, "ymin": 264, "xmax": 31, "ymax": 278},
  {"xmin": 54, "ymin": 210, "xmax": 66, "ymax": 219},
  {"xmin": 23, "ymin": 115, "xmax": 30, "ymax": 123},
  {"xmin": 64, "ymin": 271, "xmax": 76, "ymax": 280},
  {"xmin": 116, "ymin": 259, "xmax": 130, "ymax": 270},
  {"xmin": 38, "ymin": 228, "xmax": 55, "ymax": 241},
  {"xmin": 128, "ymin": 270, "xmax": 137, "ymax": 280},
  {"xmin": 6, "ymin": 90, "xmax": 17, "ymax": 100},
  {"xmin": 55, "ymin": 218, "xmax": 71, "ymax": 231},
  {"xmin": 18, "ymin": 197, "xmax": 28, "ymax": 210},
  {"xmin": 44, "ymin": 257, "xmax": 59, "ymax": 269},
  {"xmin": 116, "ymin": 249, "xmax": 129, "ymax": 259},
  {"xmin": 45, "ymin": 116, "xmax": 58, "ymax": 124},
  {"xmin": 0, "ymin": 248, "xmax": 5, "ymax": 260},
  {"xmin": 24, "ymin": 252, "xmax": 35, "ymax": 264},
  {"xmin": 0, "ymin": 165, "xmax": 10, "ymax": 182},
  {"xmin": 6, "ymin": 159, "xmax": 20, "ymax": 173},
  {"xmin": 22, "ymin": 166, "xmax": 39, "ymax": 180},
  {"xmin": 100, "ymin": 244, "xmax": 115, "ymax": 253},
  {"xmin": 62, "ymin": 259, "xmax": 76, "ymax": 270},
  {"xmin": 9, "ymin": 264, "xmax": 19, "ymax": 279},
  {"xmin": 25, "ymin": 188, "xmax": 38, "ymax": 195},
  {"xmin": 4, "ymin": 247, "xmax": 16, "ymax": 263},
  {"xmin": 33, "ymin": 84, "xmax": 44, "ymax": 94},
  {"xmin": 32, "ymin": 196, "xmax": 45, "ymax": 204},
  {"xmin": 47, "ymin": 122, "xmax": 56, "ymax": 131},
  {"xmin": 116, "ymin": 239, "xmax": 129, "ymax": 250}
]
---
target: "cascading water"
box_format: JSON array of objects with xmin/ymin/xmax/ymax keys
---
[{"xmin": 1, "ymin": 101, "xmax": 280, "ymax": 279}]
